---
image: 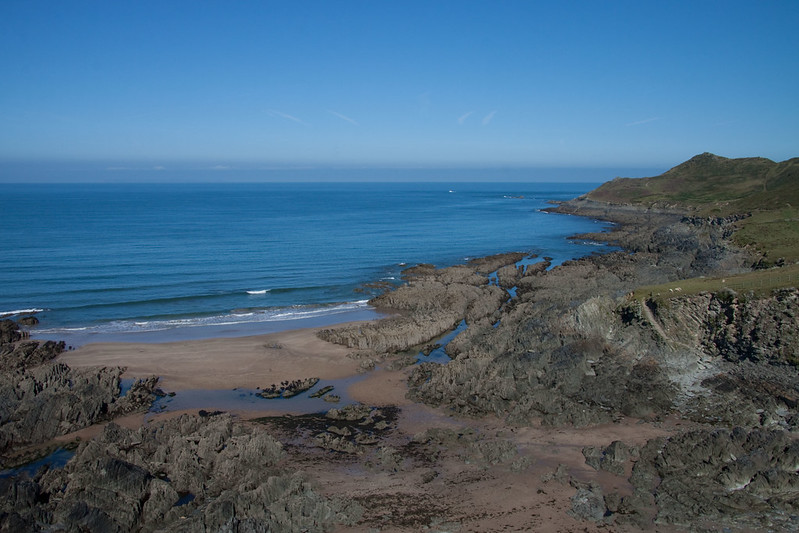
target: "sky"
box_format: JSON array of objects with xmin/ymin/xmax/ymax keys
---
[{"xmin": 1, "ymin": 0, "xmax": 797, "ymax": 182}]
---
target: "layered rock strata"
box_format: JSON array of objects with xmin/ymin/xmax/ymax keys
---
[{"xmin": 317, "ymin": 253, "xmax": 525, "ymax": 354}]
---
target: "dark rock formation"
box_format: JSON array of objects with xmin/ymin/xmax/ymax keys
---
[
  {"xmin": 1, "ymin": 414, "xmax": 362, "ymax": 532},
  {"xmin": 582, "ymin": 440, "xmax": 638, "ymax": 476},
  {"xmin": 257, "ymin": 377, "xmax": 320, "ymax": 399},
  {"xmin": 568, "ymin": 482, "xmax": 606, "ymax": 522},
  {"xmin": 0, "ymin": 320, "xmax": 159, "ymax": 465},
  {"xmin": 258, "ymin": 404, "xmax": 398, "ymax": 458},
  {"xmin": 630, "ymin": 427, "xmax": 799, "ymax": 531},
  {"xmin": 0, "ymin": 339, "xmax": 65, "ymax": 370},
  {"xmin": 0, "ymin": 320, "xmax": 24, "ymax": 344},
  {"xmin": 16, "ymin": 316, "xmax": 39, "ymax": 327},
  {"xmin": 0, "ymin": 366, "xmax": 160, "ymax": 462},
  {"xmin": 318, "ymin": 253, "xmax": 521, "ymax": 354}
]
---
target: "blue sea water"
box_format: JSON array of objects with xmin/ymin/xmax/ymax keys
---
[{"xmin": 0, "ymin": 181, "xmax": 610, "ymax": 344}]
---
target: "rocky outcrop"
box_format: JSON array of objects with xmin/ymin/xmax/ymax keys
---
[
  {"xmin": 630, "ymin": 427, "xmax": 799, "ymax": 531},
  {"xmin": 0, "ymin": 320, "xmax": 159, "ymax": 464},
  {"xmin": 0, "ymin": 320, "xmax": 64, "ymax": 370},
  {"xmin": 619, "ymin": 289, "xmax": 799, "ymax": 428},
  {"xmin": 406, "ymin": 252, "xmax": 687, "ymax": 426},
  {"xmin": 396, "ymin": 197, "xmax": 798, "ymax": 432},
  {"xmin": 318, "ymin": 254, "xmax": 519, "ymax": 354},
  {"xmin": 16, "ymin": 316, "xmax": 39, "ymax": 327},
  {"xmin": 697, "ymin": 288, "xmax": 797, "ymax": 365},
  {"xmin": 582, "ymin": 440, "xmax": 639, "ymax": 476},
  {"xmin": 0, "ymin": 365, "xmax": 160, "ymax": 461},
  {"xmin": 257, "ymin": 377, "xmax": 320, "ymax": 399},
  {"xmin": 0, "ymin": 319, "xmax": 26, "ymax": 344},
  {"xmin": 1, "ymin": 413, "xmax": 362, "ymax": 532},
  {"xmin": 0, "ymin": 340, "xmax": 65, "ymax": 370},
  {"xmin": 576, "ymin": 427, "xmax": 799, "ymax": 530},
  {"xmin": 551, "ymin": 198, "xmax": 753, "ymax": 276}
]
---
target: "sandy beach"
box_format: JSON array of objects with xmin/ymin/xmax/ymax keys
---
[{"xmin": 58, "ymin": 322, "xmax": 367, "ymax": 391}]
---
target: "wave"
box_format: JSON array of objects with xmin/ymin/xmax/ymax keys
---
[
  {"xmin": 36, "ymin": 301, "xmax": 371, "ymax": 336},
  {"xmin": 0, "ymin": 308, "xmax": 45, "ymax": 318},
  {"xmin": 54, "ymin": 285, "xmax": 332, "ymax": 313}
]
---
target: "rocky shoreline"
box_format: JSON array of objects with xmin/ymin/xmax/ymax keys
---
[
  {"xmin": 321, "ymin": 197, "xmax": 798, "ymax": 529},
  {"xmin": 1, "ymin": 195, "xmax": 798, "ymax": 531}
]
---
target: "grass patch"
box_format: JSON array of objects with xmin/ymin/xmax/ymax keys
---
[
  {"xmin": 732, "ymin": 207, "xmax": 799, "ymax": 264},
  {"xmin": 632, "ymin": 264, "xmax": 799, "ymax": 300}
]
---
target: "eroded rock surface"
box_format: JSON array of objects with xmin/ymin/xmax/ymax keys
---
[
  {"xmin": 1, "ymin": 413, "xmax": 362, "ymax": 532},
  {"xmin": 318, "ymin": 253, "xmax": 521, "ymax": 354},
  {"xmin": 0, "ymin": 320, "xmax": 159, "ymax": 465}
]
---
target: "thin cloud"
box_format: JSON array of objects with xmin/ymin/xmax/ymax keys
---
[
  {"xmin": 153, "ymin": 166, "xmax": 166, "ymax": 170},
  {"xmin": 458, "ymin": 111, "xmax": 474, "ymax": 125},
  {"xmin": 482, "ymin": 110, "xmax": 497, "ymax": 125},
  {"xmin": 267, "ymin": 109, "xmax": 307, "ymax": 125},
  {"xmin": 328, "ymin": 110, "xmax": 359, "ymax": 126},
  {"xmin": 626, "ymin": 117, "xmax": 660, "ymax": 127}
]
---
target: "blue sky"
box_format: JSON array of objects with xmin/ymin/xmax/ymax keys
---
[{"xmin": 1, "ymin": 1, "xmax": 797, "ymax": 181}]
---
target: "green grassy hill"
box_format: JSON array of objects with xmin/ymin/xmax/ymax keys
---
[{"xmin": 588, "ymin": 153, "xmax": 799, "ymax": 263}]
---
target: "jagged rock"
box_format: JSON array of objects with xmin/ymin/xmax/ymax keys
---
[
  {"xmin": 0, "ymin": 320, "xmax": 23, "ymax": 344},
  {"xmin": 319, "ymin": 260, "xmax": 508, "ymax": 353},
  {"xmin": 630, "ymin": 427, "xmax": 799, "ymax": 530},
  {"xmin": 309, "ymin": 385, "xmax": 335, "ymax": 398},
  {"xmin": 314, "ymin": 431, "xmax": 362, "ymax": 454},
  {"xmin": 327, "ymin": 425, "xmax": 352, "ymax": 436},
  {"xmin": 582, "ymin": 441, "xmax": 637, "ymax": 475},
  {"xmin": 421, "ymin": 343, "xmax": 441, "ymax": 356},
  {"xmin": 466, "ymin": 252, "xmax": 527, "ymax": 274},
  {"xmin": 388, "ymin": 195, "xmax": 797, "ymax": 433},
  {"xmin": 257, "ymin": 377, "xmax": 319, "ymax": 399},
  {"xmin": 0, "ymin": 365, "xmax": 160, "ymax": 463},
  {"xmin": 568, "ymin": 482, "xmax": 606, "ymax": 522},
  {"xmin": 1, "ymin": 339, "xmax": 65, "ymax": 370},
  {"xmin": 23, "ymin": 414, "xmax": 362, "ymax": 532},
  {"xmin": 326, "ymin": 404, "xmax": 377, "ymax": 422}
]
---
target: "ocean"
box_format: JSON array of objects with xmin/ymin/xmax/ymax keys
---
[{"xmin": 1, "ymin": 181, "xmax": 611, "ymax": 344}]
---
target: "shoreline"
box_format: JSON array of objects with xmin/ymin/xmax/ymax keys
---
[{"xmin": 31, "ymin": 305, "xmax": 385, "ymax": 348}]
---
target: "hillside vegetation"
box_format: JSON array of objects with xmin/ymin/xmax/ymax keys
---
[{"xmin": 588, "ymin": 152, "xmax": 799, "ymax": 263}]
